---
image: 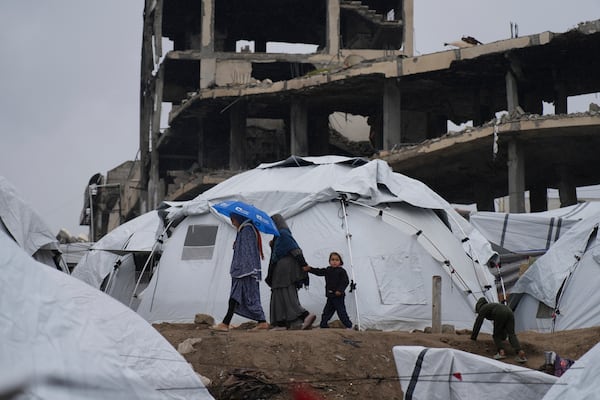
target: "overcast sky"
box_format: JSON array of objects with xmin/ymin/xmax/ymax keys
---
[{"xmin": 0, "ymin": 1, "xmax": 598, "ymax": 238}]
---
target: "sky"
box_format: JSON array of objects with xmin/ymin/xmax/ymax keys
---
[{"xmin": 0, "ymin": 1, "xmax": 598, "ymax": 238}]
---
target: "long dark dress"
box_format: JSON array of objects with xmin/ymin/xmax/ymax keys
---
[
  {"xmin": 229, "ymin": 220, "xmax": 266, "ymax": 322},
  {"xmin": 266, "ymin": 228, "xmax": 310, "ymax": 327}
]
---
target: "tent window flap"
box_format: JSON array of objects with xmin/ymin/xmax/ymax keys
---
[{"xmin": 182, "ymin": 225, "xmax": 218, "ymax": 260}]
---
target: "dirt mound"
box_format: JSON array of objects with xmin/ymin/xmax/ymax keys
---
[{"xmin": 155, "ymin": 323, "xmax": 599, "ymax": 399}]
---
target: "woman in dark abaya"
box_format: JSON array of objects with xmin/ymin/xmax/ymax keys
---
[{"xmin": 265, "ymin": 214, "xmax": 315, "ymax": 330}]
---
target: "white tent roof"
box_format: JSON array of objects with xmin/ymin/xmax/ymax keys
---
[
  {"xmin": 469, "ymin": 202, "xmax": 600, "ymax": 255},
  {"xmin": 0, "ymin": 230, "xmax": 212, "ymax": 400},
  {"xmin": 0, "ymin": 176, "xmax": 65, "ymax": 270},
  {"xmin": 511, "ymin": 213, "xmax": 600, "ymax": 332},
  {"xmin": 175, "ymin": 156, "xmax": 493, "ymax": 265},
  {"xmin": 393, "ymin": 346, "xmax": 557, "ymax": 400}
]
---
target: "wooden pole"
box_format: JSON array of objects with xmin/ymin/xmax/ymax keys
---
[{"xmin": 432, "ymin": 275, "xmax": 442, "ymax": 333}]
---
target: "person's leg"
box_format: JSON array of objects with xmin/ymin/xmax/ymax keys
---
[
  {"xmin": 223, "ymin": 298, "xmax": 238, "ymax": 325},
  {"xmin": 320, "ymin": 298, "xmax": 335, "ymax": 328},
  {"xmin": 211, "ymin": 298, "xmax": 237, "ymax": 331},
  {"xmin": 492, "ymin": 318, "xmax": 507, "ymax": 355},
  {"xmin": 505, "ymin": 313, "xmax": 526, "ymax": 361},
  {"xmin": 333, "ymin": 297, "xmax": 353, "ymax": 328}
]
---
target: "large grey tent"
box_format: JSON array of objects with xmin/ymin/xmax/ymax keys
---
[{"xmin": 134, "ymin": 156, "xmax": 497, "ymax": 331}]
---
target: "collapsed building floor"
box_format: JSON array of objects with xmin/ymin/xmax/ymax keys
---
[{"xmin": 136, "ymin": 0, "xmax": 600, "ymax": 221}]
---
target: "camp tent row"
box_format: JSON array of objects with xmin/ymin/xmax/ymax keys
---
[
  {"xmin": 469, "ymin": 201, "xmax": 600, "ymax": 333},
  {"xmin": 469, "ymin": 203, "xmax": 600, "ymax": 294},
  {"xmin": 81, "ymin": 155, "xmax": 497, "ymax": 331}
]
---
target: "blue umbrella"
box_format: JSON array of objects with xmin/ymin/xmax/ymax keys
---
[{"xmin": 212, "ymin": 200, "xmax": 279, "ymax": 236}]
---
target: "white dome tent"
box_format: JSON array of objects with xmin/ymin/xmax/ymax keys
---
[
  {"xmin": 135, "ymin": 156, "xmax": 497, "ymax": 331},
  {"xmin": 71, "ymin": 209, "xmax": 168, "ymax": 308}
]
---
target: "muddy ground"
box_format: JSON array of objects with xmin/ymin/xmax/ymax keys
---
[{"xmin": 155, "ymin": 321, "xmax": 599, "ymax": 399}]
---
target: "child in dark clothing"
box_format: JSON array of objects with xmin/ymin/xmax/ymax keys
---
[{"xmin": 303, "ymin": 252, "xmax": 353, "ymax": 329}]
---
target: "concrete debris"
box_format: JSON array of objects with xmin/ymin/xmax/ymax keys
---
[{"xmin": 177, "ymin": 338, "xmax": 203, "ymax": 354}]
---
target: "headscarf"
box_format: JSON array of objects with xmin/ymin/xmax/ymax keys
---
[
  {"xmin": 270, "ymin": 214, "xmax": 301, "ymax": 264},
  {"xmin": 231, "ymin": 213, "xmax": 264, "ymax": 260}
]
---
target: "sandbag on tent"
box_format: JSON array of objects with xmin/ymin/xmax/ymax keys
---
[
  {"xmin": 71, "ymin": 209, "xmax": 166, "ymax": 308},
  {"xmin": 136, "ymin": 156, "xmax": 497, "ymax": 331},
  {"xmin": 510, "ymin": 215, "xmax": 600, "ymax": 333},
  {"xmin": 0, "ymin": 176, "xmax": 68, "ymax": 272},
  {"xmin": 393, "ymin": 346, "xmax": 556, "ymax": 400},
  {"xmin": 0, "ymin": 230, "xmax": 212, "ymax": 400}
]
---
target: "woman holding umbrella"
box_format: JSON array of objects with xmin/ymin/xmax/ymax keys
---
[
  {"xmin": 211, "ymin": 212, "xmax": 269, "ymax": 331},
  {"xmin": 265, "ymin": 214, "xmax": 316, "ymax": 330}
]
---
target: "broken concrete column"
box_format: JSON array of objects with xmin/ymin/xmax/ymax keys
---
[
  {"xmin": 554, "ymin": 81, "xmax": 568, "ymax": 114},
  {"xmin": 290, "ymin": 98, "xmax": 309, "ymax": 156},
  {"xmin": 507, "ymin": 139, "xmax": 526, "ymax": 212},
  {"xmin": 505, "ymin": 70, "xmax": 519, "ymax": 112},
  {"xmin": 229, "ymin": 100, "xmax": 247, "ymax": 170},
  {"xmin": 383, "ymin": 79, "xmax": 401, "ymax": 150},
  {"xmin": 327, "ymin": 0, "xmax": 340, "ymax": 55},
  {"xmin": 197, "ymin": 117, "xmax": 205, "ymax": 169}
]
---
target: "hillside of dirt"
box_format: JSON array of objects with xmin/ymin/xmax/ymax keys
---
[{"xmin": 155, "ymin": 322, "xmax": 600, "ymax": 400}]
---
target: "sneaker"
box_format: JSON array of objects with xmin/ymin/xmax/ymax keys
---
[
  {"xmin": 301, "ymin": 313, "xmax": 316, "ymax": 330},
  {"xmin": 493, "ymin": 353, "xmax": 506, "ymax": 360}
]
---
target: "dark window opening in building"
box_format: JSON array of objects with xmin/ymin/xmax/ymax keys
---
[{"xmin": 215, "ymin": 0, "xmax": 326, "ymax": 53}]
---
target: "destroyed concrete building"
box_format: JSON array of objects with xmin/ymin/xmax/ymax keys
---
[
  {"xmin": 138, "ymin": 0, "xmax": 414, "ymax": 212},
  {"xmin": 82, "ymin": 2, "xmax": 600, "ymax": 241}
]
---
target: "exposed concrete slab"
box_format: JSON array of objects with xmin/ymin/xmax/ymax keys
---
[{"xmin": 378, "ymin": 113, "xmax": 600, "ymax": 204}]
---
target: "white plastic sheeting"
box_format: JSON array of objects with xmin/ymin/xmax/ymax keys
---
[
  {"xmin": 0, "ymin": 230, "xmax": 212, "ymax": 400},
  {"xmin": 394, "ymin": 346, "xmax": 557, "ymax": 400},
  {"xmin": 136, "ymin": 156, "xmax": 497, "ymax": 331},
  {"xmin": 469, "ymin": 202, "xmax": 600, "ymax": 255},
  {"xmin": 0, "ymin": 176, "xmax": 66, "ymax": 271},
  {"xmin": 511, "ymin": 215, "xmax": 600, "ymax": 333},
  {"xmin": 71, "ymin": 210, "xmax": 166, "ymax": 307}
]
